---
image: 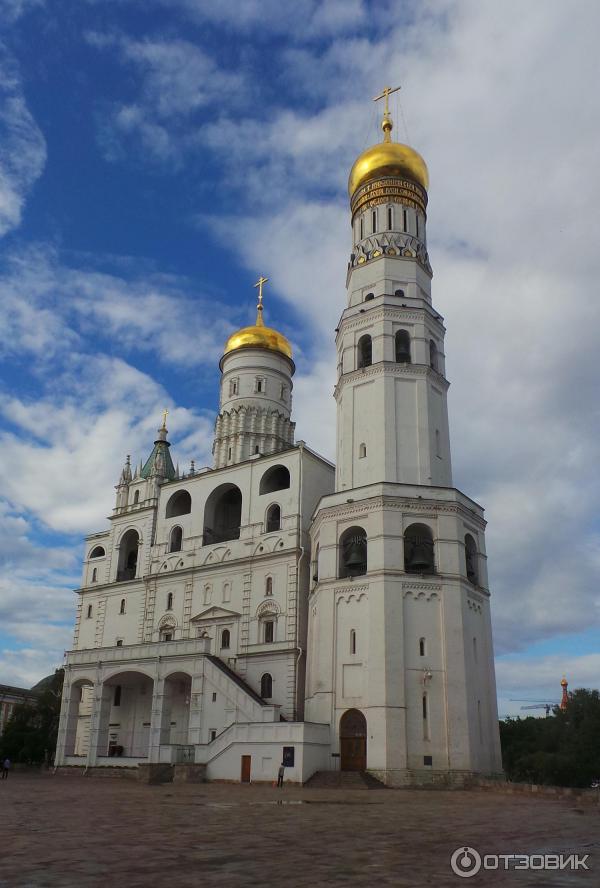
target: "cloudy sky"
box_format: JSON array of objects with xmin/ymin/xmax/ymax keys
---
[{"xmin": 1, "ymin": 0, "xmax": 599, "ymax": 716}]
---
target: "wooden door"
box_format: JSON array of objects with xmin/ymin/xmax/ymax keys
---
[
  {"xmin": 241, "ymin": 755, "xmax": 251, "ymax": 783},
  {"xmin": 340, "ymin": 737, "xmax": 366, "ymax": 771}
]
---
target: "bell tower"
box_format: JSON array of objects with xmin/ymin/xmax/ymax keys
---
[{"xmin": 305, "ymin": 88, "xmax": 502, "ymax": 785}]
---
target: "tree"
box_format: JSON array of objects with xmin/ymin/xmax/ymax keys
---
[
  {"xmin": 0, "ymin": 669, "xmax": 64, "ymax": 765},
  {"xmin": 500, "ymin": 688, "xmax": 600, "ymax": 788}
]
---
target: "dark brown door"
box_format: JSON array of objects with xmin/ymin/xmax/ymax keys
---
[
  {"xmin": 241, "ymin": 755, "xmax": 251, "ymax": 783},
  {"xmin": 340, "ymin": 709, "xmax": 367, "ymax": 771}
]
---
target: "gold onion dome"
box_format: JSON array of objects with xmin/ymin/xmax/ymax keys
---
[
  {"xmin": 348, "ymin": 110, "xmax": 429, "ymax": 197},
  {"xmin": 223, "ymin": 277, "xmax": 292, "ymax": 361}
]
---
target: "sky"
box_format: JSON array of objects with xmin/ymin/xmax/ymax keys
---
[{"xmin": 0, "ymin": 0, "xmax": 599, "ymax": 717}]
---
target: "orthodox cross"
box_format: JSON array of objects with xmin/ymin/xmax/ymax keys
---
[
  {"xmin": 373, "ymin": 84, "xmax": 401, "ymax": 118},
  {"xmin": 254, "ymin": 275, "xmax": 269, "ymax": 308}
]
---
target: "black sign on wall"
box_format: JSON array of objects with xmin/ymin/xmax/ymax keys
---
[{"xmin": 282, "ymin": 746, "xmax": 295, "ymax": 767}]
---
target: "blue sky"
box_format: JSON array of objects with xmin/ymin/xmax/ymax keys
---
[{"xmin": 1, "ymin": 0, "xmax": 599, "ymax": 717}]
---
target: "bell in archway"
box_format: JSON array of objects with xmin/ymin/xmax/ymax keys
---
[
  {"xmin": 345, "ymin": 538, "xmax": 366, "ymax": 574},
  {"xmin": 406, "ymin": 540, "xmax": 433, "ymax": 572}
]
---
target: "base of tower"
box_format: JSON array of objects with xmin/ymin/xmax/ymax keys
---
[{"xmin": 367, "ymin": 768, "xmax": 503, "ymax": 789}]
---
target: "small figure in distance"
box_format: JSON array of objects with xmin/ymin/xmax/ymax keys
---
[
  {"xmin": 1, "ymin": 757, "xmax": 10, "ymax": 780},
  {"xmin": 277, "ymin": 762, "xmax": 285, "ymax": 788}
]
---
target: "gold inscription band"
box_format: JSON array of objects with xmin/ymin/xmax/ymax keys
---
[{"xmin": 351, "ymin": 177, "xmax": 428, "ymax": 220}]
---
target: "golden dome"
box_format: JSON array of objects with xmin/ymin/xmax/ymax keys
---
[
  {"xmin": 222, "ymin": 278, "xmax": 292, "ymax": 362},
  {"xmin": 348, "ymin": 117, "xmax": 429, "ymax": 197}
]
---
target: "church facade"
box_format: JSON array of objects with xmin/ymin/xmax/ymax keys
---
[{"xmin": 55, "ymin": 97, "xmax": 502, "ymax": 785}]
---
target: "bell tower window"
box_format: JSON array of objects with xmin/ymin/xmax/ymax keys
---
[
  {"xmin": 402, "ymin": 208, "xmax": 407, "ymax": 232},
  {"xmin": 404, "ymin": 524, "xmax": 435, "ymax": 574},
  {"xmin": 371, "ymin": 209, "xmax": 377, "ymax": 233},
  {"xmin": 387, "ymin": 206, "xmax": 393, "ymax": 231},
  {"xmin": 357, "ymin": 335, "xmax": 372, "ymax": 369},
  {"xmin": 339, "ymin": 526, "xmax": 367, "ymax": 578}
]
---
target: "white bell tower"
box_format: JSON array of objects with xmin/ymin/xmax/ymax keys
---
[{"xmin": 305, "ymin": 88, "xmax": 502, "ymax": 785}]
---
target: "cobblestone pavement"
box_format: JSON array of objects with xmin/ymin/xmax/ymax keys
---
[{"xmin": 1, "ymin": 773, "xmax": 598, "ymax": 887}]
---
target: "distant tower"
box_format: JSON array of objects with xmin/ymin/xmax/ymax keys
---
[
  {"xmin": 213, "ymin": 277, "xmax": 295, "ymax": 467},
  {"xmin": 305, "ymin": 87, "xmax": 502, "ymax": 784},
  {"xmin": 560, "ymin": 676, "xmax": 569, "ymax": 711}
]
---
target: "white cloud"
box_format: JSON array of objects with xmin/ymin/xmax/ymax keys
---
[{"xmin": 0, "ymin": 46, "xmax": 46, "ymax": 237}]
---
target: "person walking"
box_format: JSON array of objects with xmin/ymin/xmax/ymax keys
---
[
  {"xmin": 1, "ymin": 758, "xmax": 10, "ymax": 779},
  {"xmin": 277, "ymin": 763, "xmax": 285, "ymax": 788}
]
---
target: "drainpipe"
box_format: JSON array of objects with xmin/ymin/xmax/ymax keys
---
[{"xmin": 294, "ymin": 442, "xmax": 305, "ymax": 721}]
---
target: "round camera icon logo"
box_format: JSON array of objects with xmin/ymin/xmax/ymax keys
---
[{"xmin": 450, "ymin": 846, "xmax": 482, "ymax": 878}]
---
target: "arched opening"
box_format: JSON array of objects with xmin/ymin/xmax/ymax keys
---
[
  {"xmin": 395, "ymin": 330, "xmax": 411, "ymax": 363},
  {"xmin": 91, "ymin": 568, "xmax": 97, "ymax": 583},
  {"xmin": 339, "ymin": 526, "xmax": 367, "ymax": 578},
  {"xmin": 166, "ymin": 490, "xmax": 191, "ymax": 518},
  {"xmin": 119, "ymin": 598, "xmax": 126, "ymax": 614},
  {"xmin": 266, "ymin": 503, "xmax": 281, "ymax": 532},
  {"xmin": 394, "ymin": 288, "xmax": 405, "ymax": 298},
  {"xmin": 263, "ymin": 619, "xmax": 275, "ymax": 643},
  {"xmin": 260, "ymin": 673, "xmax": 273, "ymax": 699},
  {"xmin": 357, "ymin": 334, "xmax": 372, "ymax": 369},
  {"xmin": 358, "ymin": 443, "xmax": 367, "ymax": 459},
  {"xmin": 419, "ymin": 637, "xmax": 426, "ymax": 657},
  {"xmin": 404, "ymin": 524, "xmax": 435, "ymax": 574},
  {"xmin": 162, "ymin": 672, "xmax": 192, "ymax": 746},
  {"xmin": 429, "ymin": 339, "xmax": 438, "ymax": 372},
  {"xmin": 100, "ymin": 671, "xmax": 154, "ymax": 758},
  {"xmin": 265, "ymin": 576, "xmax": 273, "ymax": 596},
  {"xmin": 350, "ymin": 629, "xmax": 356, "ymax": 655},
  {"xmin": 87, "ymin": 604, "xmax": 93, "ymax": 619},
  {"xmin": 364, "ymin": 292, "xmax": 375, "ymax": 302},
  {"xmin": 169, "ymin": 525, "xmax": 183, "ymax": 553},
  {"xmin": 167, "ymin": 592, "xmax": 173, "ymax": 611},
  {"xmin": 133, "ymin": 490, "xmax": 140, "ymax": 505},
  {"xmin": 117, "ymin": 529, "xmax": 139, "ymax": 581},
  {"xmin": 221, "ymin": 628, "xmax": 230, "ymax": 650},
  {"xmin": 340, "ymin": 709, "xmax": 367, "ymax": 772},
  {"xmin": 62, "ymin": 679, "xmax": 95, "ymax": 758},
  {"xmin": 465, "ymin": 534, "xmax": 479, "ymax": 585},
  {"xmin": 259, "ymin": 465, "xmax": 290, "ymax": 495},
  {"xmin": 203, "ymin": 483, "xmax": 242, "ymax": 544},
  {"xmin": 89, "ymin": 546, "xmax": 105, "ymax": 559}
]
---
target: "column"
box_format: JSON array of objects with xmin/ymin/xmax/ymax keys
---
[
  {"xmin": 148, "ymin": 677, "xmax": 166, "ymax": 763},
  {"xmin": 87, "ymin": 682, "xmax": 112, "ymax": 766}
]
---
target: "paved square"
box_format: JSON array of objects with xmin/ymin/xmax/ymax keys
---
[{"xmin": 1, "ymin": 774, "xmax": 598, "ymax": 887}]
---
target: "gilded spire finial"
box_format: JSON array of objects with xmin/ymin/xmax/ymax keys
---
[
  {"xmin": 374, "ymin": 84, "xmax": 401, "ymax": 142},
  {"xmin": 161, "ymin": 408, "xmax": 168, "ymax": 430},
  {"xmin": 254, "ymin": 275, "xmax": 268, "ymax": 327}
]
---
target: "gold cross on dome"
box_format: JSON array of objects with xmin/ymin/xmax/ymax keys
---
[
  {"xmin": 161, "ymin": 408, "xmax": 168, "ymax": 429},
  {"xmin": 254, "ymin": 275, "xmax": 269, "ymax": 307},
  {"xmin": 373, "ymin": 84, "xmax": 401, "ymax": 117}
]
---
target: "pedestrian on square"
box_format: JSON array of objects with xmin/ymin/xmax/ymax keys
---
[
  {"xmin": 277, "ymin": 763, "xmax": 285, "ymax": 788},
  {"xmin": 2, "ymin": 758, "xmax": 11, "ymax": 779}
]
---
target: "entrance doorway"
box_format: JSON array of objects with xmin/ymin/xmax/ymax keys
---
[
  {"xmin": 241, "ymin": 755, "xmax": 251, "ymax": 783},
  {"xmin": 340, "ymin": 708, "xmax": 367, "ymax": 771}
]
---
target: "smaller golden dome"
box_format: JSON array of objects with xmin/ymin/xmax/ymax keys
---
[
  {"xmin": 222, "ymin": 277, "xmax": 292, "ymax": 362},
  {"xmin": 348, "ymin": 116, "xmax": 429, "ymax": 196}
]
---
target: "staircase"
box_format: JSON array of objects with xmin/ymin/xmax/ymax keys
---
[{"xmin": 306, "ymin": 770, "xmax": 386, "ymax": 790}]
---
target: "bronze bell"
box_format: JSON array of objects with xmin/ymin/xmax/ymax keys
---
[
  {"xmin": 345, "ymin": 540, "xmax": 365, "ymax": 568},
  {"xmin": 407, "ymin": 540, "xmax": 432, "ymax": 572}
]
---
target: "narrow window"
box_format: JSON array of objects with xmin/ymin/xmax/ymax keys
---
[
  {"xmin": 255, "ymin": 378, "xmax": 264, "ymax": 393},
  {"xmin": 395, "ymin": 330, "xmax": 411, "ymax": 363},
  {"xmin": 422, "ymin": 693, "xmax": 429, "ymax": 740},
  {"xmin": 167, "ymin": 592, "xmax": 173, "ymax": 611},
  {"xmin": 114, "ymin": 685, "xmax": 121, "ymax": 706},
  {"xmin": 116, "ymin": 639, "xmax": 123, "ymax": 647},
  {"xmin": 169, "ymin": 525, "xmax": 182, "ymax": 553},
  {"xmin": 203, "ymin": 585, "xmax": 212, "ymax": 605},
  {"xmin": 473, "ymin": 637, "xmax": 478, "ymax": 663},
  {"xmin": 255, "ymin": 445, "xmax": 260, "ymax": 454},
  {"xmin": 371, "ymin": 209, "xmax": 377, "ymax": 233},
  {"xmin": 210, "ymin": 729, "xmax": 217, "ymax": 742},
  {"xmin": 264, "ymin": 620, "xmax": 274, "ymax": 643},
  {"xmin": 265, "ymin": 576, "xmax": 273, "ymax": 596},
  {"xmin": 87, "ymin": 604, "xmax": 92, "ymax": 619},
  {"xmin": 133, "ymin": 490, "xmax": 140, "ymax": 505},
  {"xmin": 222, "ymin": 582, "xmax": 231, "ymax": 603},
  {"xmin": 416, "ymin": 214, "xmax": 420, "ymax": 239},
  {"xmin": 419, "ymin": 637, "xmax": 426, "ymax": 657},
  {"xmin": 402, "ymin": 208, "xmax": 407, "ymax": 232},
  {"xmin": 435, "ymin": 429, "xmax": 441, "ymax": 458},
  {"xmin": 260, "ymin": 673, "xmax": 273, "ymax": 698},
  {"xmin": 91, "ymin": 568, "xmax": 97, "ymax": 583},
  {"xmin": 429, "ymin": 339, "xmax": 438, "ymax": 371},
  {"xmin": 280, "ymin": 384, "xmax": 286, "ymax": 399},
  {"xmin": 358, "ymin": 443, "xmax": 367, "ymax": 459},
  {"xmin": 350, "ymin": 629, "xmax": 356, "ymax": 655},
  {"xmin": 478, "ymin": 700, "xmax": 483, "ymax": 743},
  {"xmin": 228, "ymin": 447, "xmax": 232, "ymax": 460},
  {"xmin": 119, "ymin": 598, "xmax": 126, "ymax": 615},
  {"xmin": 357, "ymin": 334, "xmax": 372, "ymax": 369},
  {"xmin": 465, "ymin": 534, "xmax": 479, "ymax": 585},
  {"xmin": 229, "ymin": 378, "xmax": 238, "ymax": 396},
  {"xmin": 360, "ymin": 216, "xmax": 364, "ymax": 239},
  {"xmin": 221, "ymin": 629, "xmax": 230, "ymax": 649},
  {"xmin": 387, "ymin": 206, "xmax": 393, "ymax": 231},
  {"xmin": 266, "ymin": 504, "xmax": 281, "ymax": 532},
  {"xmin": 212, "ymin": 692, "xmax": 217, "ymax": 702}
]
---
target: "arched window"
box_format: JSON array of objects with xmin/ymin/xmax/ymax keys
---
[
  {"xmin": 119, "ymin": 598, "xmax": 126, "ymax": 614},
  {"xmin": 371, "ymin": 208, "xmax": 377, "ymax": 233},
  {"xmin": 429, "ymin": 339, "xmax": 438, "ymax": 371},
  {"xmin": 167, "ymin": 592, "xmax": 173, "ymax": 611},
  {"xmin": 419, "ymin": 637, "xmax": 426, "ymax": 657},
  {"xmin": 394, "ymin": 288, "xmax": 405, "ymax": 298},
  {"xmin": 117, "ymin": 529, "xmax": 139, "ymax": 581},
  {"xmin": 161, "ymin": 630, "xmax": 173, "ymax": 642},
  {"xmin": 350, "ymin": 629, "xmax": 356, "ymax": 655},
  {"xmin": 357, "ymin": 334, "xmax": 372, "ymax": 369},
  {"xmin": 166, "ymin": 489, "xmax": 191, "ymax": 518},
  {"xmin": 261, "ymin": 673, "xmax": 273, "ymax": 698},
  {"xmin": 395, "ymin": 330, "xmax": 411, "ymax": 363},
  {"xmin": 260, "ymin": 465, "xmax": 290, "ymax": 495},
  {"xmin": 358, "ymin": 443, "xmax": 367, "ymax": 459},
  {"xmin": 265, "ymin": 576, "xmax": 273, "ymax": 596},
  {"xmin": 133, "ymin": 490, "xmax": 140, "ymax": 505},
  {"xmin": 89, "ymin": 546, "xmax": 105, "ymax": 559},
  {"xmin": 404, "ymin": 524, "xmax": 435, "ymax": 574},
  {"xmin": 387, "ymin": 206, "xmax": 393, "ymax": 230},
  {"xmin": 203, "ymin": 584, "xmax": 212, "ymax": 605},
  {"xmin": 465, "ymin": 534, "xmax": 479, "ymax": 585},
  {"xmin": 91, "ymin": 568, "xmax": 97, "ymax": 583},
  {"xmin": 364, "ymin": 292, "xmax": 375, "ymax": 302},
  {"xmin": 87, "ymin": 604, "xmax": 93, "ymax": 619},
  {"xmin": 169, "ymin": 525, "xmax": 183, "ymax": 553},
  {"xmin": 264, "ymin": 620, "xmax": 275, "ymax": 643},
  {"xmin": 339, "ymin": 526, "xmax": 367, "ymax": 578},
  {"xmin": 266, "ymin": 504, "xmax": 281, "ymax": 533},
  {"xmin": 221, "ymin": 629, "xmax": 230, "ymax": 650},
  {"xmin": 203, "ymin": 483, "xmax": 242, "ymax": 544},
  {"xmin": 222, "ymin": 582, "xmax": 231, "ymax": 603}
]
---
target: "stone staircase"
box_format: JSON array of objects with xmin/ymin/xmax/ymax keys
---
[{"xmin": 306, "ymin": 770, "xmax": 386, "ymax": 790}]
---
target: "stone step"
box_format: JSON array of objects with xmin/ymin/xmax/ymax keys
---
[{"xmin": 305, "ymin": 770, "xmax": 386, "ymax": 790}]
